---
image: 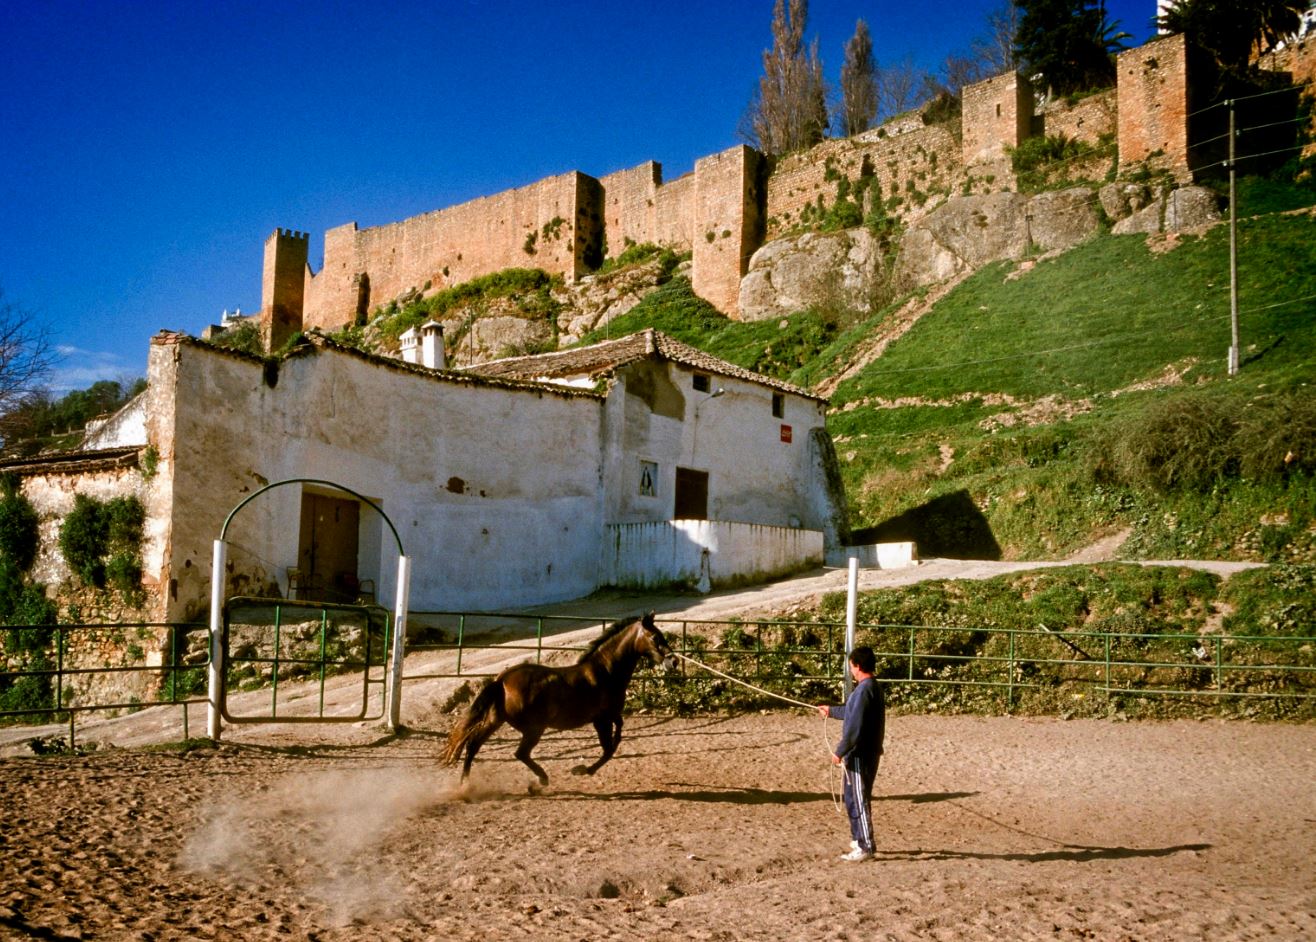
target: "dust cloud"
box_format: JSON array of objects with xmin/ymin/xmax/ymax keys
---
[{"xmin": 182, "ymin": 767, "xmax": 440, "ymax": 924}]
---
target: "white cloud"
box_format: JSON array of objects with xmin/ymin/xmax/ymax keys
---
[{"xmin": 48, "ymin": 346, "xmax": 145, "ymax": 393}]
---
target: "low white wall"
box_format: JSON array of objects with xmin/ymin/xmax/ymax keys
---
[
  {"xmin": 604, "ymin": 520, "xmax": 823, "ymax": 590},
  {"xmin": 826, "ymin": 542, "xmax": 919, "ymax": 569}
]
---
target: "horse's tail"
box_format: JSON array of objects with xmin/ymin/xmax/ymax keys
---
[{"xmin": 442, "ymin": 679, "xmax": 505, "ymax": 765}]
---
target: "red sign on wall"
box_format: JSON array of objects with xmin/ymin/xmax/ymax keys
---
[{"xmin": 780, "ymin": 424, "xmax": 792, "ymax": 443}]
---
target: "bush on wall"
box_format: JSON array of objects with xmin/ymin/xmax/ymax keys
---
[
  {"xmin": 0, "ymin": 474, "xmax": 40, "ymax": 573},
  {"xmin": 58, "ymin": 494, "xmax": 145, "ymax": 602}
]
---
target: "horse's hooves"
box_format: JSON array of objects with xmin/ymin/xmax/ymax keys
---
[
  {"xmin": 570, "ymin": 764, "xmax": 590, "ymax": 776},
  {"xmin": 528, "ymin": 781, "xmax": 545, "ymax": 795}
]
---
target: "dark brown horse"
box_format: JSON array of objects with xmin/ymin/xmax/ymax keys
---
[{"xmin": 442, "ymin": 611, "xmax": 676, "ymax": 791}]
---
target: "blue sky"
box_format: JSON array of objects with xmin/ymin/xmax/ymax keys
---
[{"xmin": 0, "ymin": 0, "xmax": 1157, "ymax": 391}]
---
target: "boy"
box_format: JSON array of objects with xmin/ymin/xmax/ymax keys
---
[{"xmin": 817, "ymin": 645, "xmax": 886, "ymax": 861}]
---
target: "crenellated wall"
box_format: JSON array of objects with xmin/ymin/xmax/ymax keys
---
[
  {"xmin": 300, "ymin": 171, "xmax": 600, "ymax": 333},
  {"xmin": 275, "ymin": 148, "xmax": 751, "ymax": 333},
  {"xmin": 262, "ymin": 38, "xmax": 1224, "ymax": 339}
]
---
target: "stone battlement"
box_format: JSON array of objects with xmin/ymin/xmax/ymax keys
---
[{"xmin": 262, "ymin": 35, "xmax": 1207, "ymax": 345}]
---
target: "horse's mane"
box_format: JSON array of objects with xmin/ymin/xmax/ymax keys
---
[{"xmin": 577, "ymin": 615, "xmax": 641, "ymax": 662}]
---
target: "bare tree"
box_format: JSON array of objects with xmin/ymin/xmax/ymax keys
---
[
  {"xmin": 878, "ymin": 56, "xmax": 931, "ymax": 121},
  {"xmin": 0, "ymin": 290, "xmax": 53, "ymax": 423},
  {"xmin": 744, "ymin": 0, "xmax": 828, "ymax": 155},
  {"xmin": 837, "ymin": 19, "xmax": 878, "ymax": 138},
  {"xmin": 976, "ymin": 0, "xmax": 1020, "ymax": 75},
  {"xmin": 931, "ymin": 2, "xmax": 1021, "ymax": 99}
]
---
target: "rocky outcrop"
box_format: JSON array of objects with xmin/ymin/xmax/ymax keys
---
[
  {"xmin": 1107, "ymin": 184, "xmax": 1222, "ymax": 235},
  {"xmin": 893, "ymin": 188, "xmax": 1101, "ymax": 291},
  {"xmin": 738, "ymin": 229, "xmax": 885, "ymax": 322},
  {"xmin": 736, "ymin": 183, "xmax": 1222, "ymax": 319},
  {"xmin": 555, "ymin": 258, "xmax": 677, "ymax": 344}
]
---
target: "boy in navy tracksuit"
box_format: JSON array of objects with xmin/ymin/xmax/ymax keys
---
[{"xmin": 817, "ymin": 645, "xmax": 886, "ymax": 861}]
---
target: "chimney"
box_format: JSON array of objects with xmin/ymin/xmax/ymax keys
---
[
  {"xmin": 420, "ymin": 321, "xmax": 446, "ymax": 369},
  {"xmin": 399, "ymin": 326, "xmax": 420, "ymax": 365}
]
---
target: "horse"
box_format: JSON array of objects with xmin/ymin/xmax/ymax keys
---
[{"xmin": 442, "ymin": 611, "xmax": 677, "ymax": 791}]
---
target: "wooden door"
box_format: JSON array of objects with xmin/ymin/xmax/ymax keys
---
[{"xmin": 297, "ymin": 494, "xmax": 360, "ymax": 602}]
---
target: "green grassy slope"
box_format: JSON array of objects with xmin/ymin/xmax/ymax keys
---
[{"xmin": 825, "ymin": 207, "xmax": 1316, "ymax": 562}]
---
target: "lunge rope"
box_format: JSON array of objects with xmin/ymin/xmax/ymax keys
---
[{"xmin": 671, "ymin": 651, "xmax": 845, "ymax": 813}]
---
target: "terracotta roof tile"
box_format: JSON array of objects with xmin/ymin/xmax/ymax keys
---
[{"xmin": 468, "ymin": 329, "xmax": 827, "ymax": 402}]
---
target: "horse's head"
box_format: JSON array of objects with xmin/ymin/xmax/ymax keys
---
[{"xmin": 636, "ymin": 611, "xmax": 679, "ymax": 672}]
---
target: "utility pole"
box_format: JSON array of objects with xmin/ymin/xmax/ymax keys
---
[{"xmin": 1227, "ymin": 99, "xmax": 1240, "ymax": 376}]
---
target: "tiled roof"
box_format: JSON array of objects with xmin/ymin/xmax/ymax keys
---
[
  {"xmin": 468, "ymin": 329, "xmax": 827, "ymax": 402},
  {"xmin": 0, "ymin": 446, "xmax": 142, "ymax": 476}
]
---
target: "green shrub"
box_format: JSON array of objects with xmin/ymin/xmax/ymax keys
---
[
  {"xmin": 207, "ymin": 321, "xmax": 263, "ymax": 356},
  {"xmin": 1097, "ymin": 390, "xmax": 1316, "ymax": 494},
  {"xmin": 60, "ymin": 494, "xmax": 109, "ymax": 586},
  {"xmin": 0, "ymin": 486, "xmax": 40, "ymax": 573},
  {"xmin": 1234, "ymin": 391, "xmax": 1316, "ymax": 482},
  {"xmin": 57, "ymin": 494, "xmax": 145, "ymax": 600},
  {"xmin": 1107, "ymin": 397, "xmax": 1239, "ymax": 493}
]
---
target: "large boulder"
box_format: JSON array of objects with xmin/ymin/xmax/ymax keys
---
[
  {"xmin": 1110, "ymin": 185, "xmax": 1222, "ymax": 235},
  {"xmin": 738, "ymin": 228, "xmax": 885, "ymax": 321},
  {"xmin": 892, "ymin": 188, "xmax": 1100, "ymax": 291}
]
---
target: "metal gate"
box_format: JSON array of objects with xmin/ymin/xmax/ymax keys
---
[
  {"xmin": 207, "ymin": 478, "xmax": 411, "ymax": 739},
  {"xmin": 219, "ymin": 596, "xmax": 391, "ymax": 724}
]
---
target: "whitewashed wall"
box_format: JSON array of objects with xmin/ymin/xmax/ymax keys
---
[
  {"xmin": 81, "ymin": 395, "xmax": 147, "ymax": 450},
  {"xmin": 602, "ymin": 520, "xmax": 824, "ymax": 590},
  {"xmin": 601, "ymin": 361, "xmax": 835, "ymax": 534},
  {"xmin": 151, "ymin": 337, "xmax": 607, "ymax": 619}
]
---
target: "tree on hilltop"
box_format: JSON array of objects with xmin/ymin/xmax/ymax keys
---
[
  {"xmin": 837, "ymin": 19, "xmax": 878, "ymax": 138},
  {"xmin": 1156, "ymin": 0, "xmax": 1311, "ymax": 79},
  {"xmin": 743, "ymin": 0, "xmax": 828, "ymax": 155},
  {"xmin": 1013, "ymin": 0, "xmax": 1130, "ymax": 96}
]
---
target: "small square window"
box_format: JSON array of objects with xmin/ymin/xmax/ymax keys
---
[
  {"xmin": 772, "ymin": 393, "xmax": 784, "ymax": 418},
  {"xmin": 693, "ymin": 373, "xmax": 710, "ymax": 392}
]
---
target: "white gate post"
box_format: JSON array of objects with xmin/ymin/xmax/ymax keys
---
[
  {"xmin": 844, "ymin": 555, "xmax": 858, "ymax": 697},
  {"xmin": 386, "ymin": 555, "xmax": 412, "ymax": 730},
  {"xmin": 207, "ymin": 539, "xmax": 228, "ymax": 740}
]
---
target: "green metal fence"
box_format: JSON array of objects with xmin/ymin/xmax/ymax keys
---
[
  {"xmin": 221, "ymin": 596, "xmax": 391, "ymax": 724},
  {"xmin": 0, "ymin": 621, "xmax": 209, "ymax": 748},
  {"xmin": 4, "ymin": 609, "xmax": 1312, "ymax": 749},
  {"xmin": 403, "ymin": 612, "xmax": 1316, "ymax": 714}
]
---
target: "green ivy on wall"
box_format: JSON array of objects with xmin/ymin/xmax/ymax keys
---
[{"xmin": 58, "ymin": 494, "xmax": 146, "ymax": 603}]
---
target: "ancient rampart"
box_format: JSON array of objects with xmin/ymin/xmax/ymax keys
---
[{"xmin": 262, "ymin": 34, "xmax": 1206, "ymax": 341}]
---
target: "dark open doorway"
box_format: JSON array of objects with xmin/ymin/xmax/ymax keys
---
[{"xmin": 673, "ymin": 467, "xmax": 709, "ymax": 520}]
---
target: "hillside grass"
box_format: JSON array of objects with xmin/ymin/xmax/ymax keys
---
[
  {"xmin": 825, "ymin": 206, "xmax": 1316, "ymax": 563},
  {"xmin": 591, "ymin": 183, "xmax": 1315, "ymax": 567},
  {"xmin": 578, "ymin": 276, "xmax": 843, "ymax": 384}
]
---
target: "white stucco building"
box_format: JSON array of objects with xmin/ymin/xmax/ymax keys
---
[{"xmin": 16, "ymin": 328, "xmax": 847, "ymax": 622}]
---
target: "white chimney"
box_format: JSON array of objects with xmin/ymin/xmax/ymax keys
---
[
  {"xmin": 421, "ymin": 320, "xmax": 446, "ymax": 369},
  {"xmin": 399, "ymin": 326, "xmax": 420, "ymax": 365}
]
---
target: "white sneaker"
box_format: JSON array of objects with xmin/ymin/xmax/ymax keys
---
[
  {"xmin": 849, "ymin": 840, "xmax": 859, "ymax": 851},
  {"xmin": 840, "ymin": 847, "xmax": 873, "ymax": 862}
]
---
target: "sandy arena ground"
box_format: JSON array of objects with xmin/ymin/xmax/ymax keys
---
[
  {"xmin": 2, "ymin": 708, "xmax": 1315, "ymax": 941},
  {"xmin": 0, "ymin": 559, "xmax": 1305, "ymax": 940}
]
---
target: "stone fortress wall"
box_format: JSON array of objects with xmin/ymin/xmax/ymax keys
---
[{"xmin": 263, "ymin": 32, "xmax": 1271, "ymax": 347}]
